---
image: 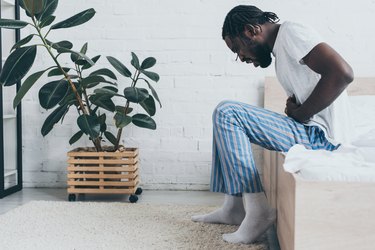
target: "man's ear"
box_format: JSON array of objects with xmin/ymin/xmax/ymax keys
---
[{"xmin": 243, "ymin": 24, "xmax": 261, "ymax": 38}]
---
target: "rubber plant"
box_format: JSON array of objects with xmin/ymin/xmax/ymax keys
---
[{"xmin": 0, "ymin": 0, "xmax": 161, "ymax": 152}]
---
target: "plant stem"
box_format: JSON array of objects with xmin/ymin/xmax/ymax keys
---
[
  {"xmin": 114, "ymin": 70, "xmax": 141, "ymax": 150},
  {"xmin": 32, "ymin": 17, "xmax": 87, "ymax": 114},
  {"xmin": 44, "ymin": 28, "xmax": 51, "ymax": 39},
  {"xmin": 32, "ymin": 16, "xmax": 102, "ymax": 151},
  {"xmin": 114, "ymin": 100, "xmax": 130, "ymax": 150},
  {"xmin": 75, "ymin": 64, "xmax": 92, "ymax": 115}
]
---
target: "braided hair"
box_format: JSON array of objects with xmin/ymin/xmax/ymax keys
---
[{"xmin": 222, "ymin": 5, "xmax": 279, "ymax": 39}]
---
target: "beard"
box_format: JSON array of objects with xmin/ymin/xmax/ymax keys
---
[
  {"xmin": 251, "ymin": 43, "xmax": 272, "ymax": 68},
  {"xmin": 239, "ymin": 35, "xmax": 273, "ymax": 68}
]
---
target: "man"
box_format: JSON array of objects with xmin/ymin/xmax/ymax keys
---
[{"xmin": 191, "ymin": 5, "xmax": 354, "ymax": 244}]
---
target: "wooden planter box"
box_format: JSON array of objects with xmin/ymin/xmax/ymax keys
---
[{"xmin": 67, "ymin": 147, "xmax": 142, "ymax": 202}]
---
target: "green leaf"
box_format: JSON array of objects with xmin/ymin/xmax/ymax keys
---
[
  {"xmin": 93, "ymin": 88, "xmax": 115, "ymax": 97},
  {"xmin": 142, "ymin": 78, "xmax": 162, "ymax": 108},
  {"xmin": 52, "ymin": 40, "xmax": 73, "ymax": 50},
  {"xmin": 39, "ymin": 0, "xmax": 58, "ymax": 21},
  {"xmin": 19, "ymin": 0, "xmax": 30, "ymax": 16},
  {"xmin": 104, "ymin": 131, "xmax": 117, "ymax": 146},
  {"xmin": 82, "ymin": 55, "xmax": 100, "ymax": 70},
  {"xmin": 38, "ymin": 79, "xmax": 69, "ymax": 109},
  {"xmin": 101, "ymin": 123, "xmax": 107, "ymax": 133},
  {"xmin": 39, "ymin": 15, "xmax": 55, "ymax": 28},
  {"xmin": 11, "ymin": 34, "xmax": 34, "ymax": 51},
  {"xmin": 13, "ymin": 69, "xmax": 47, "ymax": 108},
  {"xmin": 60, "ymin": 104, "xmax": 70, "ymax": 124},
  {"xmin": 57, "ymin": 47, "xmax": 94, "ymax": 65},
  {"xmin": 141, "ymin": 69, "xmax": 159, "ymax": 82},
  {"xmin": 131, "ymin": 52, "xmax": 140, "ymax": 69},
  {"xmin": 72, "ymin": 42, "xmax": 88, "ymax": 63},
  {"xmin": 75, "ymin": 59, "xmax": 88, "ymax": 65},
  {"xmin": 106, "ymin": 56, "xmax": 132, "ymax": 78},
  {"xmin": 22, "ymin": 0, "xmax": 45, "ymax": 16},
  {"xmin": 59, "ymin": 84, "xmax": 80, "ymax": 107},
  {"xmin": 132, "ymin": 114, "xmax": 156, "ymax": 130},
  {"xmin": 59, "ymin": 94, "xmax": 77, "ymax": 107},
  {"xmin": 140, "ymin": 95, "xmax": 156, "ymax": 116},
  {"xmin": 85, "ymin": 82, "xmax": 100, "ymax": 89},
  {"xmin": 47, "ymin": 67, "xmax": 70, "ymax": 77},
  {"xmin": 115, "ymin": 106, "xmax": 133, "ymax": 115},
  {"xmin": 141, "ymin": 57, "xmax": 156, "ymax": 69},
  {"xmin": 51, "ymin": 8, "xmax": 96, "ymax": 30},
  {"xmin": 89, "ymin": 95, "xmax": 116, "ymax": 112},
  {"xmin": 98, "ymin": 113, "xmax": 106, "ymax": 123},
  {"xmin": 80, "ymin": 42, "xmax": 88, "ymax": 54},
  {"xmin": 69, "ymin": 130, "xmax": 83, "ymax": 145},
  {"xmin": 102, "ymin": 86, "xmax": 118, "ymax": 93},
  {"xmin": 98, "ymin": 113, "xmax": 107, "ymax": 132},
  {"xmin": 124, "ymin": 87, "xmax": 149, "ymax": 103},
  {"xmin": 41, "ymin": 104, "xmax": 68, "ymax": 136},
  {"xmin": 0, "ymin": 46, "xmax": 37, "ymax": 86},
  {"xmin": 80, "ymin": 75, "xmax": 105, "ymax": 88},
  {"xmin": 0, "ymin": 19, "xmax": 29, "ymax": 29},
  {"xmin": 85, "ymin": 79, "xmax": 115, "ymax": 88},
  {"xmin": 94, "ymin": 87, "xmax": 122, "ymax": 98},
  {"xmin": 91, "ymin": 106, "xmax": 99, "ymax": 114},
  {"xmin": 77, "ymin": 114, "xmax": 100, "ymax": 139},
  {"xmin": 80, "ymin": 42, "xmax": 89, "ymax": 55},
  {"xmin": 89, "ymin": 68, "xmax": 117, "ymax": 80},
  {"xmin": 114, "ymin": 112, "xmax": 132, "ymax": 128},
  {"xmin": 70, "ymin": 51, "xmax": 78, "ymax": 62}
]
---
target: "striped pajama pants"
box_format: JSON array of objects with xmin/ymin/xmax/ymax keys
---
[{"xmin": 210, "ymin": 100, "xmax": 338, "ymax": 195}]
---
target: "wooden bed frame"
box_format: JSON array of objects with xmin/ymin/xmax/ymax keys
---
[{"xmin": 263, "ymin": 77, "xmax": 375, "ymax": 250}]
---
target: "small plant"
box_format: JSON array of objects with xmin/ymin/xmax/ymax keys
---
[{"xmin": 0, "ymin": 0, "xmax": 161, "ymax": 152}]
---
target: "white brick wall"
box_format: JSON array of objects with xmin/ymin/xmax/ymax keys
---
[{"xmin": 16, "ymin": 0, "xmax": 375, "ymax": 188}]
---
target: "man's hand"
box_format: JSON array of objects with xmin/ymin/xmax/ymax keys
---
[
  {"xmin": 285, "ymin": 95, "xmax": 305, "ymax": 123},
  {"xmin": 290, "ymin": 43, "xmax": 353, "ymax": 122}
]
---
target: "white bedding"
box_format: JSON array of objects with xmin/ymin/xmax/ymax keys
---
[
  {"xmin": 283, "ymin": 95, "xmax": 375, "ymax": 182},
  {"xmin": 284, "ymin": 143, "xmax": 375, "ymax": 182}
]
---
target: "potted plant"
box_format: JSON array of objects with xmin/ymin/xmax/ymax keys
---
[{"xmin": 0, "ymin": 0, "xmax": 161, "ymax": 202}]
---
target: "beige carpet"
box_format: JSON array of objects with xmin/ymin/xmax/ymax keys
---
[{"xmin": 0, "ymin": 201, "xmax": 268, "ymax": 250}]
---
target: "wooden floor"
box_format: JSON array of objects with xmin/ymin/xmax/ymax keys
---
[{"xmin": 0, "ymin": 188, "xmax": 280, "ymax": 250}]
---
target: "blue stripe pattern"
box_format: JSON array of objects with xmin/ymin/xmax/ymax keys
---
[{"xmin": 210, "ymin": 100, "xmax": 338, "ymax": 195}]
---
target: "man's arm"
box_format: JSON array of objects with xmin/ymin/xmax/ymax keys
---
[{"xmin": 285, "ymin": 42, "xmax": 354, "ymax": 123}]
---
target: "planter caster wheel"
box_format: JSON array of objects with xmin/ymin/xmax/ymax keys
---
[
  {"xmin": 68, "ymin": 194, "xmax": 76, "ymax": 202},
  {"xmin": 129, "ymin": 195, "xmax": 138, "ymax": 203},
  {"xmin": 135, "ymin": 187, "xmax": 143, "ymax": 195}
]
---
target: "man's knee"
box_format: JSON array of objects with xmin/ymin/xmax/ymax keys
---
[
  {"xmin": 212, "ymin": 100, "xmax": 240, "ymax": 123},
  {"xmin": 212, "ymin": 100, "xmax": 233, "ymax": 122}
]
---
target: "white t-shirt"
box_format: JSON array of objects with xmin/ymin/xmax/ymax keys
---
[{"xmin": 272, "ymin": 21, "xmax": 353, "ymax": 145}]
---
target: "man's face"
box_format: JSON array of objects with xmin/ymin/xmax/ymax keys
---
[{"xmin": 224, "ymin": 34, "xmax": 272, "ymax": 68}]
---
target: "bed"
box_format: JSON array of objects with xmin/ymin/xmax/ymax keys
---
[{"xmin": 262, "ymin": 77, "xmax": 375, "ymax": 250}]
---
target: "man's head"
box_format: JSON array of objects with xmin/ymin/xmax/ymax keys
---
[{"xmin": 222, "ymin": 5, "xmax": 279, "ymax": 68}]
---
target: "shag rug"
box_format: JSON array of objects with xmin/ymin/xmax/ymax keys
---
[{"xmin": 0, "ymin": 201, "xmax": 268, "ymax": 250}]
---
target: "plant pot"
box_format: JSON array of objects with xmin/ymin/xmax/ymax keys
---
[{"xmin": 67, "ymin": 146, "xmax": 142, "ymax": 203}]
